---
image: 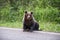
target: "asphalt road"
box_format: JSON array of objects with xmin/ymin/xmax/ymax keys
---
[{"xmin": 0, "ymin": 27, "xmax": 60, "ymax": 40}]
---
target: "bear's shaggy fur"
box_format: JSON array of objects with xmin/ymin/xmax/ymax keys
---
[{"xmin": 23, "ymin": 11, "xmax": 39, "ymax": 32}]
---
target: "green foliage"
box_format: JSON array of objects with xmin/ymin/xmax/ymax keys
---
[
  {"xmin": 0, "ymin": 4, "xmax": 10, "ymax": 21},
  {"xmin": 0, "ymin": 21, "xmax": 22, "ymax": 28},
  {"xmin": 0, "ymin": 0, "xmax": 60, "ymax": 23},
  {"xmin": 39, "ymin": 21, "xmax": 60, "ymax": 32},
  {"xmin": 33, "ymin": 7, "xmax": 59, "ymax": 23}
]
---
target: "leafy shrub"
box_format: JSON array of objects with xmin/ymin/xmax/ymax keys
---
[
  {"xmin": 33, "ymin": 7, "xmax": 59, "ymax": 23},
  {"xmin": 0, "ymin": 0, "xmax": 60, "ymax": 23}
]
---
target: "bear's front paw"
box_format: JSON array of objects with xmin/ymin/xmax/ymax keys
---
[
  {"xmin": 29, "ymin": 30, "xmax": 33, "ymax": 32},
  {"xmin": 23, "ymin": 29, "xmax": 26, "ymax": 32}
]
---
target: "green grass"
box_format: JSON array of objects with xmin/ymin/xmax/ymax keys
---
[
  {"xmin": 0, "ymin": 21, "xmax": 23, "ymax": 28},
  {"xmin": 0, "ymin": 21, "xmax": 60, "ymax": 32},
  {"xmin": 39, "ymin": 21, "xmax": 60, "ymax": 32}
]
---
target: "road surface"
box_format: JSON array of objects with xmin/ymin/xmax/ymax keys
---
[{"xmin": 0, "ymin": 27, "xmax": 60, "ymax": 40}]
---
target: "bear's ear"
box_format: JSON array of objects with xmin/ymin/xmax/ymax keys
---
[
  {"xmin": 25, "ymin": 11, "xmax": 27, "ymax": 13},
  {"xmin": 31, "ymin": 12, "xmax": 33, "ymax": 14}
]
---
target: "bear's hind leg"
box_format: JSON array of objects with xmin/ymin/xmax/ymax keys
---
[{"xmin": 34, "ymin": 22, "xmax": 39, "ymax": 31}]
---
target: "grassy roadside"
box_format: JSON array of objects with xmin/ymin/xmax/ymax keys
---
[
  {"xmin": 39, "ymin": 22, "xmax": 60, "ymax": 32},
  {"xmin": 0, "ymin": 21, "xmax": 23, "ymax": 28},
  {"xmin": 0, "ymin": 21, "xmax": 60, "ymax": 32}
]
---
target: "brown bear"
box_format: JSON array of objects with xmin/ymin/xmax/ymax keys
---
[{"xmin": 22, "ymin": 11, "xmax": 39, "ymax": 32}]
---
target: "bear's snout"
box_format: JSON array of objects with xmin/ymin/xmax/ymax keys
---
[{"xmin": 27, "ymin": 15, "xmax": 30, "ymax": 19}]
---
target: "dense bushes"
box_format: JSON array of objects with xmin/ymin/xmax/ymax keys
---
[
  {"xmin": 0, "ymin": 0, "xmax": 60, "ymax": 23},
  {"xmin": 34, "ymin": 7, "xmax": 59, "ymax": 22},
  {"xmin": 0, "ymin": 6, "xmax": 24, "ymax": 22}
]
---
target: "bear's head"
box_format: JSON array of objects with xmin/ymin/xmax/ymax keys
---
[{"xmin": 24, "ymin": 11, "xmax": 33, "ymax": 21}]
